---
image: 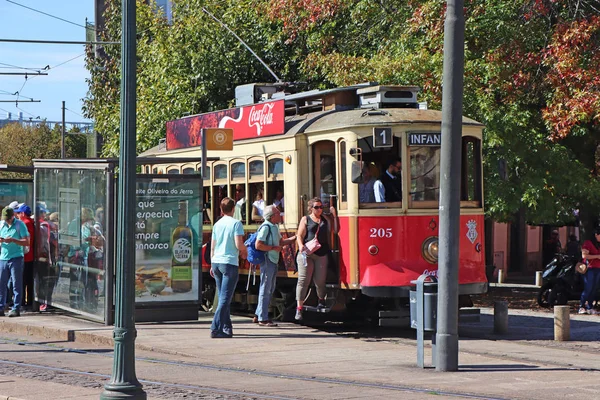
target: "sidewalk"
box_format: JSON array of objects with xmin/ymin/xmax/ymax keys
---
[{"xmin": 1, "ymin": 306, "xmax": 600, "ymax": 400}]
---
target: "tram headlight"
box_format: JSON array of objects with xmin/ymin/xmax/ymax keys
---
[{"xmin": 421, "ymin": 236, "xmax": 439, "ymax": 264}]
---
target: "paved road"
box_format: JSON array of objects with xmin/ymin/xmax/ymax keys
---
[{"xmin": 0, "ymin": 306, "xmax": 599, "ymax": 399}]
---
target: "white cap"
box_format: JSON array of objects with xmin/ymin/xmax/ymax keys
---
[{"xmin": 7, "ymin": 201, "xmax": 18, "ymax": 209}]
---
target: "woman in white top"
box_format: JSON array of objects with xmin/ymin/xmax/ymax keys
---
[{"xmin": 251, "ymin": 187, "xmax": 265, "ymax": 222}]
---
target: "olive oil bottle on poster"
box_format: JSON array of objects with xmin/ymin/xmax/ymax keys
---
[{"xmin": 171, "ymin": 199, "xmax": 193, "ymax": 292}]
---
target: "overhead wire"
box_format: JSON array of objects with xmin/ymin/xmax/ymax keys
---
[
  {"xmin": 5, "ymin": 0, "xmax": 94, "ymax": 31},
  {"xmin": 0, "ymin": 62, "xmax": 44, "ymax": 72},
  {"xmin": 65, "ymin": 107, "xmax": 83, "ymax": 118}
]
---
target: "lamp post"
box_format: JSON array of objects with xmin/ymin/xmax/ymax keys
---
[
  {"xmin": 100, "ymin": 0, "xmax": 146, "ymax": 398},
  {"xmin": 436, "ymin": 0, "xmax": 465, "ymax": 372}
]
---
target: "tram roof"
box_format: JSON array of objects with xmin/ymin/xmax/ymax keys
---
[{"xmin": 141, "ymin": 107, "xmax": 483, "ymax": 157}]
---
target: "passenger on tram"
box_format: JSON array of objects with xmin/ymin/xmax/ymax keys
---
[
  {"xmin": 273, "ymin": 188, "xmax": 284, "ymax": 213},
  {"xmin": 359, "ymin": 163, "xmax": 377, "ymax": 203},
  {"xmin": 374, "ymin": 158, "xmax": 402, "ymax": 202},
  {"xmin": 294, "ymin": 197, "xmax": 339, "ymax": 321},
  {"xmin": 233, "ymin": 185, "xmax": 246, "ymax": 222},
  {"xmin": 251, "ymin": 186, "xmax": 265, "ymax": 223}
]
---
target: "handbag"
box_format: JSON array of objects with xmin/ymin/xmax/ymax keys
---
[
  {"xmin": 303, "ymin": 217, "xmax": 322, "ymax": 255},
  {"xmin": 576, "ymin": 262, "xmax": 588, "ymax": 274}
]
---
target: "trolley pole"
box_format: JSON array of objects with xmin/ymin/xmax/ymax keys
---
[
  {"xmin": 436, "ymin": 0, "xmax": 465, "ymax": 372},
  {"xmin": 100, "ymin": 0, "xmax": 146, "ymax": 398}
]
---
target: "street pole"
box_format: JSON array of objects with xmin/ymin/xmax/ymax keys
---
[
  {"xmin": 61, "ymin": 101, "xmax": 65, "ymax": 159},
  {"xmin": 100, "ymin": 0, "xmax": 146, "ymax": 398},
  {"xmin": 436, "ymin": 0, "xmax": 465, "ymax": 372}
]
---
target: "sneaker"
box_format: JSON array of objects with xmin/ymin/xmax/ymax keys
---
[
  {"xmin": 210, "ymin": 331, "xmax": 233, "ymax": 338},
  {"xmin": 39, "ymin": 304, "xmax": 47, "ymax": 312},
  {"xmin": 317, "ymin": 300, "xmax": 327, "ymax": 310},
  {"xmin": 589, "ymin": 309, "xmax": 599, "ymax": 315},
  {"xmin": 295, "ymin": 308, "xmax": 303, "ymax": 321},
  {"xmin": 258, "ymin": 320, "xmax": 278, "ymax": 327},
  {"xmin": 7, "ymin": 309, "xmax": 20, "ymax": 317},
  {"xmin": 578, "ymin": 307, "xmax": 587, "ymax": 314},
  {"xmin": 252, "ymin": 316, "xmax": 258, "ymax": 323}
]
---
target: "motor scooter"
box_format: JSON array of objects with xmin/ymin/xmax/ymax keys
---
[{"xmin": 537, "ymin": 253, "xmax": 583, "ymax": 307}]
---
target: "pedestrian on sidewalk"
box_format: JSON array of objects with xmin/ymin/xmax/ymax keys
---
[
  {"xmin": 254, "ymin": 205, "xmax": 295, "ymax": 327},
  {"xmin": 0, "ymin": 207, "xmax": 30, "ymax": 317},
  {"xmin": 210, "ymin": 197, "xmax": 247, "ymax": 338},
  {"xmin": 14, "ymin": 203, "xmax": 34, "ymax": 310},
  {"xmin": 579, "ymin": 228, "xmax": 600, "ymax": 315}
]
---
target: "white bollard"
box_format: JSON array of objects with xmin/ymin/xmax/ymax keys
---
[
  {"xmin": 554, "ymin": 305, "xmax": 570, "ymax": 341},
  {"xmin": 497, "ymin": 269, "xmax": 504, "ymax": 284},
  {"xmin": 535, "ymin": 271, "xmax": 543, "ymax": 287},
  {"xmin": 494, "ymin": 301, "xmax": 509, "ymax": 334}
]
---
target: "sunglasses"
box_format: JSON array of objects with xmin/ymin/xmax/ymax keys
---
[{"xmin": 313, "ymin": 205, "xmax": 323, "ymax": 210}]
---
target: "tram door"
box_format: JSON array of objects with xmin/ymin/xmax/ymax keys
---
[{"xmin": 312, "ymin": 141, "xmax": 339, "ymax": 283}]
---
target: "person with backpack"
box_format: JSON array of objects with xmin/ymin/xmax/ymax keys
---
[
  {"xmin": 0, "ymin": 207, "xmax": 30, "ymax": 317},
  {"xmin": 253, "ymin": 205, "xmax": 295, "ymax": 326}
]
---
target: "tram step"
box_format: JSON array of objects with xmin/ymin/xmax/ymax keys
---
[
  {"xmin": 379, "ymin": 316, "xmax": 410, "ymax": 327},
  {"xmin": 378, "ymin": 310, "xmax": 410, "ymax": 318},
  {"xmin": 302, "ymin": 305, "xmax": 331, "ymax": 313}
]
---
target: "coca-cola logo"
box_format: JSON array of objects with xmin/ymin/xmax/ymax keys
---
[
  {"xmin": 248, "ymin": 103, "xmax": 275, "ymax": 135},
  {"xmin": 422, "ymin": 269, "xmax": 438, "ymax": 278}
]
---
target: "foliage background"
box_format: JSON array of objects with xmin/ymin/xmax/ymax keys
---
[{"xmin": 84, "ymin": 0, "xmax": 600, "ymax": 230}]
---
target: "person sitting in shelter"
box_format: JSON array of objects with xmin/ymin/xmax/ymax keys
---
[{"xmin": 374, "ymin": 158, "xmax": 402, "ymax": 202}]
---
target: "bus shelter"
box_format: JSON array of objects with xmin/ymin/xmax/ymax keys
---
[
  {"xmin": 32, "ymin": 158, "xmax": 212, "ymax": 325},
  {"xmin": 0, "ymin": 166, "xmax": 34, "ymax": 208}
]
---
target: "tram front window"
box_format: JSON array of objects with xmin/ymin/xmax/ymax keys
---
[
  {"xmin": 313, "ymin": 141, "xmax": 336, "ymax": 210},
  {"xmin": 357, "ymin": 136, "xmax": 402, "ymax": 207},
  {"xmin": 410, "ymin": 146, "xmax": 441, "ymax": 205}
]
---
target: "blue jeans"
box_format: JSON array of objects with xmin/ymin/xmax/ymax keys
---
[
  {"xmin": 211, "ymin": 263, "xmax": 239, "ymax": 336},
  {"xmin": 0, "ymin": 257, "xmax": 24, "ymax": 311},
  {"xmin": 580, "ymin": 268, "xmax": 600, "ymax": 309},
  {"xmin": 256, "ymin": 258, "xmax": 277, "ymax": 322}
]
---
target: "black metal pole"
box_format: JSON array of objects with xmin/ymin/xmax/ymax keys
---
[
  {"xmin": 100, "ymin": 0, "xmax": 146, "ymax": 397},
  {"xmin": 61, "ymin": 101, "xmax": 65, "ymax": 159},
  {"xmin": 436, "ymin": 0, "xmax": 465, "ymax": 372}
]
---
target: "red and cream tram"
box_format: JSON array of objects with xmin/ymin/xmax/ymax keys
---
[{"xmin": 142, "ymin": 83, "xmax": 487, "ymax": 323}]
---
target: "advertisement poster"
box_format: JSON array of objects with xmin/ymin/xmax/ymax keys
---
[{"xmin": 135, "ymin": 177, "xmax": 201, "ymax": 304}]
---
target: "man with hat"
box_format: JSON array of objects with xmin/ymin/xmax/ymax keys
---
[
  {"xmin": 14, "ymin": 203, "xmax": 35, "ymax": 309},
  {"xmin": 0, "ymin": 207, "xmax": 30, "ymax": 317}
]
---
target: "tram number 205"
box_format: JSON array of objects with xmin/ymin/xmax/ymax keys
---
[{"xmin": 369, "ymin": 228, "xmax": 393, "ymax": 238}]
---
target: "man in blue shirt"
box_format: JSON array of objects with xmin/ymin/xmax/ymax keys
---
[
  {"xmin": 0, "ymin": 207, "xmax": 30, "ymax": 317},
  {"xmin": 210, "ymin": 197, "xmax": 247, "ymax": 338}
]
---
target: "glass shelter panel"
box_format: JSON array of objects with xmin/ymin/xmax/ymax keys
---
[
  {"xmin": 135, "ymin": 177, "xmax": 201, "ymax": 304},
  {"xmin": 35, "ymin": 168, "xmax": 107, "ymax": 320}
]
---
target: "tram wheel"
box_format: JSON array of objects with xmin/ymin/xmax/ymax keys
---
[{"xmin": 271, "ymin": 288, "xmax": 295, "ymax": 322}]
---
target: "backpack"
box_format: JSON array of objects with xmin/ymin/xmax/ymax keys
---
[
  {"xmin": 0, "ymin": 219, "xmax": 30, "ymax": 254},
  {"xmin": 244, "ymin": 224, "xmax": 272, "ymax": 265}
]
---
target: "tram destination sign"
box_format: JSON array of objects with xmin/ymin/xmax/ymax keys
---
[
  {"xmin": 373, "ymin": 127, "xmax": 393, "ymax": 148},
  {"xmin": 408, "ymin": 132, "xmax": 441, "ymax": 146}
]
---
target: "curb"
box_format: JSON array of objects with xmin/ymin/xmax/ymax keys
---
[
  {"xmin": 0, "ymin": 320, "xmax": 113, "ymax": 348},
  {"xmin": 0, "ymin": 396, "xmax": 27, "ymax": 400}
]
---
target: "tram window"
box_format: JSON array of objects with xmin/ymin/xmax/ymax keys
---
[
  {"xmin": 461, "ymin": 137, "xmax": 482, "ymax": 206},
  {"xmin": 339, "ymin": 141, "xmax": 347, "ymax": 203},
  {"xmin": 268, "ymin": 158, "xmax": 283, "ymax": 176},
  {"xmin": 214, "ymin": 164, "xmax": 227, "ymax": 180},
  {"xmin": 249, "ymin": 160, "xmax": 264, "ymax": 177},
  {"xmin": 410, "ymin": 146, "xmax": 441, "ymax": 205},
  {"xmin": 212, "ymin": 185, "xmax": 228, "ymax": 223},
  {"xmin": 268, "ymin": 182, "xmax": 284, "ymax": 213},
  {"xmin": 167, "ymin": 169, "xmax": 180, "ymax": 174},
  {"xmin": 183, "ymin": 167, "xmax": 194, "ymax": 174},
  {"xmin": 231, "ymin": 184, "xmax": 248, "ymax": 224},
  {"xmin": 313, "ymin": 141, "xmax": 337, "ymax": 210},
  {"xmin": 231, "ymin": 162, "xmax": 245, "ymax": 179},
  {"xmin": 152, "ymin": 168, "xmax": 158, "ymax": 174},
  {"xmin": 198, "ymin": 166, "xmax": 211, "ymax": 180},
  {"xmin": 357, "ymin": 136, "xmax": 402, "ymax": 207},
  {"xmin": 202, "ymin": 186, "xmax": 212, "ymax": 224}
]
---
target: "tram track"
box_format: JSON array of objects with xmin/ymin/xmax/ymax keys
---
[{"xmin": 0, "ymin": 337, "xmax": 511, "ymax": 400}]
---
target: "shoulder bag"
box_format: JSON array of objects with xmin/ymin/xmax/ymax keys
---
[
  {"xmin": 303, "ymin": 217, "xmax": 322, "ymax": 255},
  {"xmin": 576, "ymin": 261, "xmax": 588, "ymax": 274}
]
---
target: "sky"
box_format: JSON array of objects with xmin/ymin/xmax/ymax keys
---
[{"xmin": 0, "ymin": 0, "xmax": 94, "ymax": 123}]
